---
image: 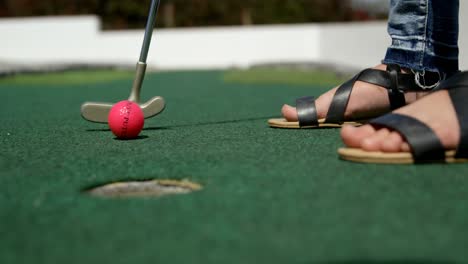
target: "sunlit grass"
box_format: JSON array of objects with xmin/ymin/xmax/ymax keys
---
[
  {"xmin": 224, "ymin": 68, "xmax": 347, "ymax": 87},
  {"xmin": 0, "ymin": 70, "xmax": 135, "ymax": 85},
  {"xmin": 1, "ymin": 68, "xmax": 348, "ymax": 87}
]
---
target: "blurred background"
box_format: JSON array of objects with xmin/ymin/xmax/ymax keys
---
[
  {"xmin": 0, "ymin": 0, "xmax": 466, "ymax": 74},
  {"xmin": 0, "ymin": 0, "xmax": 388, "ymax": 29}
]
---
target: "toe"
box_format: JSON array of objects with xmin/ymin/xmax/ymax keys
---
[
  {"xmin": 381, "ymin": 131, "xmax": 404, "ymax": 152},
  {"xmin": 281, "ymin": 104, "xmax": 298, "ymax": 122},
  {"xmin": 361, "ymin": 128, "xmax": 390, "ymax": 151},
  {"xmin": 401, "ymin": 142, "xmax": 411, "ymax": 152},
  {"xmin": 341, "ymin": 124, "xmax": 377, "ymax": 148}
]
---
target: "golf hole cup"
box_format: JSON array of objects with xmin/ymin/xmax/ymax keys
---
[{"xmin": 108, "ymin": 100, "xmax": 145, "ymax": 139}]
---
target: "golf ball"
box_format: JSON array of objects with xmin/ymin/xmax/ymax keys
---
[{"xmin": 108, "ymin": 100, "xmax": 144, "ymax": 139}]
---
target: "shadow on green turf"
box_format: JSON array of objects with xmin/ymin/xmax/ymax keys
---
[
  {"xmin": 145, "ymin": 115, "xmax": 277, "ymax": 130},
  {"xmin": 317, "ymin": 260, "xmax": 458, "ymax": 264},
  {"xmin": 84, "ymin": 116, "xmax": 276, "ymax": 137},
  {"xmin": 85, "ymin": 116, "xmax": 275, "ymax": 132},
  {"xmin": 113, "ymin": 135, "xmax": 149, "ymax": 141},
  {"xmin": 86, "ymin": 128, "xmax": 169, "ymax": 132}
]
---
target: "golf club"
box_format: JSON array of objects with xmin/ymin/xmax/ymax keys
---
[{"xmin": 81, "ymin": 0, "xmax": 165, "ymax": 123}]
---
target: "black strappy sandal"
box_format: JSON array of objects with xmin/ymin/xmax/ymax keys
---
[
  {"xmin": 339, "ymin": 71, "xmax": 468, "ymax": 164},
  {"xmin": 269, "ymin": 64, "xmax": 426, "ymax": 128}
]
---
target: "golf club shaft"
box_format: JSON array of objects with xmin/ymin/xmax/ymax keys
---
[
  {"xmin": 129, "ymin": 0, "xmax": 161, "ymax": 102},
  {"xmin": 140, "ymin": 0, "xmax": 161, "ymax": 63},
  {"xmin": 81, "ymin": 0, "xmax": 166, "ymax": 123}
]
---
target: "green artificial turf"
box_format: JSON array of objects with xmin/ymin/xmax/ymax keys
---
[{"xmin": 1, "ymin": 69, "xmax": 468, "ymax": 264}]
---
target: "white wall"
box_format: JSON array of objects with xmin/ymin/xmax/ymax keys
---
[
  {"xmin": 0, "ymin": 16, "xmax": 321, "ymax": 70},
  {"xmin": 0, "ymin": 16, "xmax": 100, "ymax": 65},
  {"xmin": 318, "ymin": 21, "xmax": 389, "ymax": 69},
  {"xmin": 0, "ymin": 1, "xmax": 466, "ymax": 71},
  {"xmin": 99, "ymin": 25, "xmax": 322, "ymax": 70}
]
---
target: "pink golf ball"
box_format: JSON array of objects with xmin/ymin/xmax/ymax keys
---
[{"xmin": 108, "ymin": 100, "xmax": 144, "ymax": 139}]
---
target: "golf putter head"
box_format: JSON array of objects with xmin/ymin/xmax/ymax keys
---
[
  {"xmin": 81, "ymin": 0, "xmax": 165, "ymax": 124},
  {"xmin": 81, "ymin": 63, "xmax": 166, "ymax": 123},
  {"xmin": 80, "ymin": 97, "xmax": 166, "ymax": 123},
  {"xmin": 81, "ymin": 97, "xmax": 166, "ymax": 124},
  {"xmin": 81, "ymin": 102, "xmax": 113, "ymax": 123},
  {"xmin": 140, "ymin": 95, "xmax": 166, "ymax": 118}
]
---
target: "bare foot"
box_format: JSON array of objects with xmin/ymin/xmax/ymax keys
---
[
  {"xmin": 341, "ymin": 89, "xmax": 460, "ymax": 152},
  {"xmin": 282, "ymin": 64, "xmax": 428, "ymax": 121}
]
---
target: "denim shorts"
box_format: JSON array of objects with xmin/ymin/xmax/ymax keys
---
[{"xmin": 382, "ymin": 0, "xmax": 459, "ymax": 82}]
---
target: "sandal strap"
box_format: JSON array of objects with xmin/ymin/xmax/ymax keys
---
[
  {"xmin": 296, "ymin": 96, "xmax": 319, "ymax": 127},
  {"xmin": 370, "ymin": 113, "xmax": 446, "ymax": 163},
  {"xmin": 360, "ymin": 64, "xmax": 421, "ymax": 110},
  {"xmin": 297, "ymin": 65, "xmax": 420, "ymax": 126},
  {"xmin": 445, "ymin": 72, "xmax": 468, "ymax": 158},
  {"xmin": 325, "ymin": 65, "xmax": 418, "ymax": 124},
  {"xmin": 387, "ymin": 64, "xmax": 406, "ymax": 110},
  {"xmin": 358, "ymin": 68, "xmax": 420, "ymax": 92},
  {"xmin": 324, "ymin": 75, "xmax": 359, "ymax": 123},
  {"xmin": 440, "ymin": 70, "xmax": 468, "ymax": 89}
]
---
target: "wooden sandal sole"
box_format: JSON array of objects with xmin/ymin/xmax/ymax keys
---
[
  {"xmin": 268, "ymin": 118, "xmax": 364, "ymax": 129},
  {"xmin": 338, "ymin": 148, "xmax": 468, "ymax": 164}
]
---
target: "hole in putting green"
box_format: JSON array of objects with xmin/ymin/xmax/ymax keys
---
[{"xmin": 85, "ymin": 179, "xmax": 202, "ymax": 198}]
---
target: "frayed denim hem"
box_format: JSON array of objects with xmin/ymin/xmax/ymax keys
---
[{"xmin": 383, "ymin": 47, "xmax": 459, "ymax": 77}]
